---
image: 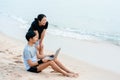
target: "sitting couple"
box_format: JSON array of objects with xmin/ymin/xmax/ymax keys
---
[{"xmin": 23, "ymin": 14, "xmax": 79, "ymax": 77}]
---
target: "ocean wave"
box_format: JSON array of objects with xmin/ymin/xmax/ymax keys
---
[
  {"xmin": 0, "ymin": 12, "xmax": 29, "ymax": 30},
  {"xmin": 48, "ymin": 24, "xmax": 120, "ymax": 46},
  {"xmin": 1, "ymin": 12, "xmax": 120, "ymax": 46},
  {"xmin": 48, "ymin": 28, "xmax": 100, "ymax": 41}
]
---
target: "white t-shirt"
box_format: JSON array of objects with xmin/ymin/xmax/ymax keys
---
[{"xmin": 23, "ymin": 44, "xmax": 38, "ymax": 70}]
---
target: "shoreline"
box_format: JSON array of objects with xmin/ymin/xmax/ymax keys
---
[
  {"xmin": 1, "ymin": 29, "xmax": 120, "ymax": 74},
  {"xmin": 1, "ymin": 31, "xmax": 120, "ymax": 74},
  {"xmin": 44, "ymin": 33, "xmax": 120, "ymax": 74},
  {"xmin": 0, "ymin": 32, "xmax": 120, "ymax": 80}
]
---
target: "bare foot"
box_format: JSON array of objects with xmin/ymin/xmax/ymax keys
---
[
  {"xmin": 65, "ymin": 73, "xmax": 78, "ymax": 77},
  {"xmin": 73, "ymin": 73, "xmax": 79, "ymax": 78},
  {"xmin": 68, "ymin": 71, "xmax": 79, "ymax": 76},
  {"xmin": 50, "ymin": 70, "xmax": 59, "ymax": 73}
]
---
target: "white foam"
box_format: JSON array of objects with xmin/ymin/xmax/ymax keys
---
[
  {"xmin": 1, "ymin": 12, "xmax": 120, "ymax": 46},
  {"xmin": 48, "ymin": 28, "xmax": 100, "ymax": 41}
]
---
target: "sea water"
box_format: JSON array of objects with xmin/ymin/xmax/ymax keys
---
[
  {"xmin": 0, "ymin": 0, "xmax": 120, "ymax": 45},
  {"xmin": 0, "ymin": 0, "xmax": 120, "ymax": 74}
]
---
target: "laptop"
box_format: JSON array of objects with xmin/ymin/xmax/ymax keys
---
[{"xmin": 44, "ymin": 48, "xmax": 61, "ymax": 60}]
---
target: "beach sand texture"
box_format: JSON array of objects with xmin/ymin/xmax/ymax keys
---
[{"xmin": 0, "ymin": 33, "xmax": 120, "ymax": 80}]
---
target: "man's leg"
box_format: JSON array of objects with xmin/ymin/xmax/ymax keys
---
[
  {"xmin": 54, "ymin": 59, "xmax": 73, "ymax": 73},
  {"xmin": 37, "ymin": 61, "xmax": 75, "ymax": 77}
]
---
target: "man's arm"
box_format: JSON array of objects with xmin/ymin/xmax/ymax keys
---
[{"xmin": 27, "ymin": 59, "xmax": 38, "ymax": 67}]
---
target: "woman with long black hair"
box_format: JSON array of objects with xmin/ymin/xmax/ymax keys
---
[{"xmin": 28, "ymin": 14, "xmax": 48, "ymax": 58}]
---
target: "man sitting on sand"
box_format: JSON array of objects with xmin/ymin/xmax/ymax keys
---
[{"xmin": 23, "ymin": 30, "xmax": 79, "ymax": 77}]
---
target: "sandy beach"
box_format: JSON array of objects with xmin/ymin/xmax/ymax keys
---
[{"xmin": 0, "ymin": 33, "xmax": 120, "ymax": 80}]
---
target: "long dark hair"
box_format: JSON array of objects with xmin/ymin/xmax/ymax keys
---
[{"xmin": 35, "ymin": 14, "xmax": 46, "ymax": 22}]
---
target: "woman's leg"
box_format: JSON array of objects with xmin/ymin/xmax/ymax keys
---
[{"xmin": 37, "ymin": 61, "xmax": 75, "ymax": 77}]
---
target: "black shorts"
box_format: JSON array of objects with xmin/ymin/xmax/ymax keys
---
[{"xmin": 27, "ymin": 60, "xmax": 43, "ymax": 73}]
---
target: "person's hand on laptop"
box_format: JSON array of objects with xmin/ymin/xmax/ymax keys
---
[
  {"xmin": 49, "ymin": 54, "xmax": 54, "ymax": 58},
  {"xmin": 42, "ymin": 58, "xmax": 49, "ymax": 62},
  {"xmin": 45, "ymin": 54, "xmax": 54, "ymax": 58}
]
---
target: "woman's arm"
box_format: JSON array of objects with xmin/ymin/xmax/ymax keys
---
[
  {"xmin": 36, "ymin": 49, "xmax": 45, "ymax": 59},
  {"xmin": 40, "ymin": 29, "xmax": 47, "ymax": 44},
  {"xmin": 39, "ymin": 29, "xmax": 47, "ymax": 56}
]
